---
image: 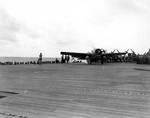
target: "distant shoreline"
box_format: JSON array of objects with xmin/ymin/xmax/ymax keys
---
[{"xmin": 0, "ymin": 57, "xmax": 60, "ymax": 62}]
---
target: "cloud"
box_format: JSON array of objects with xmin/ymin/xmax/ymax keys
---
[
  {"xmin": 0, "ymin": 8, "xmax": 20, "ymax": 42},
  {"xmin": 0, "ymin": 7, "xmax": 40, "ymax": 44},
  {"xmin": 0, "ymin": 0, "xmax": 150, "ymax": 56},
  {"xmin": 108, "ymin": 0, "xmax": 145, "ymax": 13},
  {"xmin": 56, "ymin": 39, "xmax": 77, "ymax": 46},
  {"xmin": 19, "ymin": 25, "xmax": 41, "ymax": 40}
]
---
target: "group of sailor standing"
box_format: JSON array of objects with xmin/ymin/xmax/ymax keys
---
[{"xmin": 61, "ymin": 55, "xmax": 70, "ymax": 63}]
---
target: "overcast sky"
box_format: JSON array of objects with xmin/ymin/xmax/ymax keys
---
[{"xmin": 0, "ymin": 0, "xmax": 150, "ymax": 57}]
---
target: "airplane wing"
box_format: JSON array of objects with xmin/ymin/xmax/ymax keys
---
[{"xmin": 60, "ymin": 52, "xmax": 90, "ymax": 59}]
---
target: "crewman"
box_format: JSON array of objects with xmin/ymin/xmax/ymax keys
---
[
  {"xmin": 38, "ymin": 53, "xmax": 42, "ymax": 64},
  {"xmin": 61, "ymin": 55, "xmax": 65, "ymax": 63},
  {"xmin": 65, "ymin": 55, "xmax": 68, "ymax": 63},
  {"xmin": 101, "ymin": 55, "xmax": 104, "ymax": 64},
  {"xmin": 86, "ymin": 55, "xmax": 91, "ymax": 64},
  {"xmin": 66, "ymin": 55, "xmax": 70, "ymax": 63}
]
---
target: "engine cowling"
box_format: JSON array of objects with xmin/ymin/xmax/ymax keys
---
[{"xmin": 95, "ymin": 49, "xmax": 102, "ymax": 55}]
